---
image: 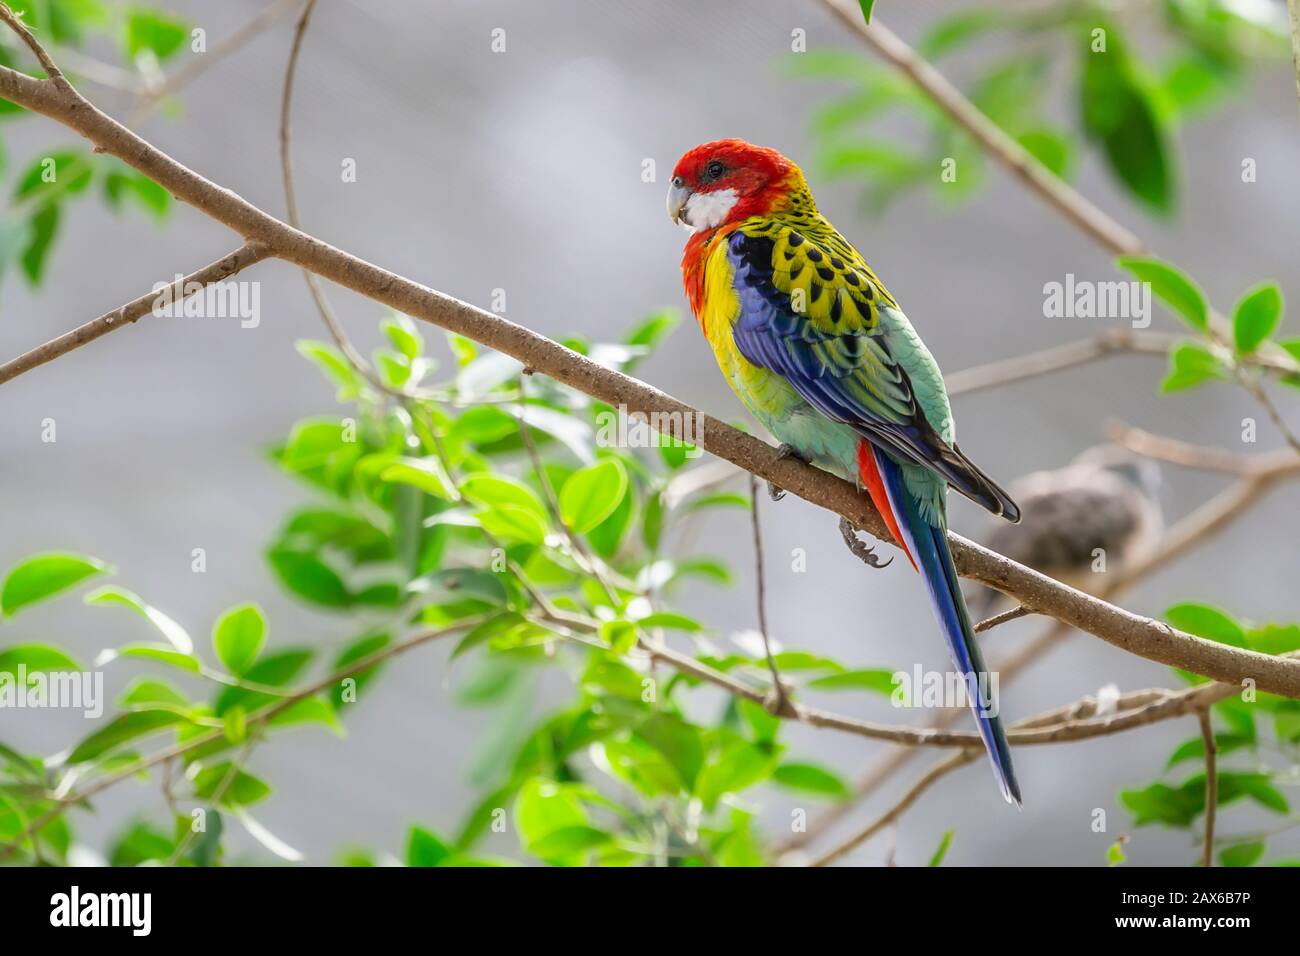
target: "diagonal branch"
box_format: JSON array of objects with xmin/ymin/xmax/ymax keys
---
[
  {"xmin": 946, "ymin": 330, "xmax": 1299, "ymax": 397},
  {"xmin": 1, "ymin": 12, "xmax": 1299, "ymax": 697},
  {"xmin": 0, "ymin": 243, "xmax": 270, "ymax": 385}
]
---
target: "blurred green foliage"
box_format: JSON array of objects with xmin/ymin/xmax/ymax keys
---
[
  {"xmin": 1, "ymin": 0, "xmax": 182, "ymax": 288},
  {"xmin": 792, "ymin": 0, "xmax": 1289, "ymax": 215},
  {"xmin": 1, "ymin": 311, "xmax": 919, "ymax": 866}
]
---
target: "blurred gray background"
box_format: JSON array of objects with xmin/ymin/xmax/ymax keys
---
[{"xmin": 2, "ymin": 0, "xmax": 1298, "ymax": 865}]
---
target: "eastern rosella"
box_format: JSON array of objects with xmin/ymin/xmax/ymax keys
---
[{"xmin": 668, "ymin": 139, "xmax": 1024, "ymax": 805}]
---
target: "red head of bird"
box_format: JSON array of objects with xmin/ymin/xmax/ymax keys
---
[{"xmin": 667, "ymin": 139, "xmax": 808, "ymax": 232}]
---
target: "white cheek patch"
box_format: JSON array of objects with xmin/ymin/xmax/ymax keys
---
[{"xmin": 684, "ymin": 188, "xmax": 739, "ymax": 231}]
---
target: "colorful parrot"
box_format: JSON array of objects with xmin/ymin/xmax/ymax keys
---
[{"xmin": 668, "ymin": 139, "xmax": 1024, "ymax": 806}]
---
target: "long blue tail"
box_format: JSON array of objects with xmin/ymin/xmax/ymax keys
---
[{"xmin": 873, "ymin": 447, "xmax": 1022, "ymax": 806}]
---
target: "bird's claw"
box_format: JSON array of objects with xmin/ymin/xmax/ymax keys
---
[
  {"xmin": 838, "ymin": 517, "xmax": 894, "ymax": 569},
  {"xmin": 768, "ymin": 445, "xmax": 807, "ymax": 503}
]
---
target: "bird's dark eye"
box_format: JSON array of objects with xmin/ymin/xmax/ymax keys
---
[
  {"xmin": 704, "ymin": 160, "xmax": 725, "ymax": 181},
  {"xmin": 671, "ymin": 175, "xmax": 684, "ymax": 188}
]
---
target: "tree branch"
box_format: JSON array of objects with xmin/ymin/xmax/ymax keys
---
[
  {"xmin": 0, "ymin": 243, "xmax": 270, "ymax": 385},
  {"xmin": 946, "ymin": 330, "xmax": 1299, "ymax": 396},
  {"xmin": 1199, "ymin": 710, "xmax": 1217, "ymax": 868},
  {"xmin": 809, "ymin": 749, "xmax": 978, "ymax": 867},
  {"xmin": 1288, "ymin": 0, "xmax": 1300, "ymax": 116}
]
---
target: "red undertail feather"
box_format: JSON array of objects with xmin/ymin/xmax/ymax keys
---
[{"xmin": 856, "ymin": 440, "xmax": 917, "ymax": 572}]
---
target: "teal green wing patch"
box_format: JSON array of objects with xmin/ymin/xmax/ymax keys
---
[{"xmin": 727, "ymin": 222, "xmax": 1019, "ymax": 521}]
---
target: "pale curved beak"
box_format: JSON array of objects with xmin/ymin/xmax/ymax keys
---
[{"xmin": 667, "ymin": 182, "xmax": 692, "ymax": 226}]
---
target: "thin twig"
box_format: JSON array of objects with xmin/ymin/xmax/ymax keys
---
[
  {"xmin": 516, "ymin": 372, "xmax": 622, "ymax": 604},
  {"xmin": 0, "ymin": 3, "xmax": 69, "ymax": 88},
  {"xmin": 1104, "ymin": 421, "xmax": 1285, "ymax": 475},
  {"xmin": 749, "ymin": 473, "xmax": 791, "ymax": 714},
  {"xmin": 809, "ymin": 750, "xmax": 978, "ymax": 867},
  {"xmin": 974, "ymin": 604, "xmax": 1034, "ymax": 634},
  {"xmin": 129, "ymin": 0, "xmax": 301, "ymax": 125},
  {"xmin": 0, "ymin": 243, "xmax": 271, "ymax": 385},
  {"xmin": 279, "ymin": 0, "xmax": 376, "ymax": 383},
  {"xmin": 1288, "ymin": 0, "xmax": 1300, "ymax": 116},
  {"xmin": 1200, "ymin": 710, "xmax": 1217, "ymax": 868},
  {"xmin": 946, "ymin": 330, "xmax": 1298, "ymax": 396}
]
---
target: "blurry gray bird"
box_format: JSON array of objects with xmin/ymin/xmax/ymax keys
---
[{"xmin": 971, "ymin": 445, "xmax": 1164, "ymax": 616}]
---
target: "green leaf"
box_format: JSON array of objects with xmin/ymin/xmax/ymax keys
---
[
  {"xmin": 67, "ymin": 710, "xmax": 187, "ymax": 764},
  {"xmin": 1080, "ymin": 38, "xmax": 1175, "ymax": 212},
  {"xmin": 14, "ymin": 152, "xmax": 93, "ymax": 202},
  {"xmin": 1161, "ymin": 342, "xmax": 1227, "ymax": 393},
  {"xmin": 102, "ymin": 166, "xmax": 170, "ymax": 221},
  {"xmin": 696, "ymin": 741, "xmax": 778, "ymax": 810},
  {"xmin": 918, "ymin": 10, "xmax": 1006, "ymax": 59},
  {"xmin": 19, "ymin": 203, "xmax": 57, "ymax": 283},
  {"xmin": 120, "ymin": 676, "xmax": 188, "ymax": 711},
  {"xmin": 559, "ymin": 458, "xmax": 628, "ymax": 533},
  {"xmin": 215, "ymin": 649, "xmax": 313, "ymax": 716},
  {"xmin": 636, "ymin": 714, "xmax": 705, "ymax": 791},
  {"xmin": 684, "ymin": 492, "xmax": 750, "ymax": 513},
  {"xmin": 805, "ymin": 668, "xmax": 897, "ymax": 694},
  {"xmin": 1220, "ymin": 842, "xmax": 1265, "ymax": 867},
  {"xmin": 1165, "ymin": 603, "xmax": 1245, "ymax": 646},
  {"xmin": 192, "ymin": 764, "xmax": 272, "ymax": 808},
  {"xmin": 1247, "ymin": 624, "xmax": 1300, "ymax": 655},
  {"xmin": 382, "ymin": 314, "xmax": 422, "ymax": 360},
  {"xmin": 635, "ymin": 612, "xmax": 703, "ymax": 633},
  {"xmin": 406, "ymin": 825, "xmax": 452, "ymax": 867},
  {"xmin": 98, "ymin": 643, "xmax": 201, "ymax": 673},
  {"xmin": 267, "ymin": 549, "xmax": 351, "ymax": 608},
  {"xmin": 1120, "ymin": 781, "xmax": 1203, "ymax": 827},
  {"xmin": 599, "ymin": 620, "xmax": 638, "ymax": 655},
  {"xmin": 1116, "ymin": 257, "xmax": 1207, "ymax": 330},
  {"xmin": 124, "ymin": 6, "xmax": 189, "ymax": 61},
  {"xmin": 1106, "ymin": 840, "xmax": 1127, "ymax": 866},
  {"xmin": 476, "ymin": 505, "xmax": 548, "ymax": 545},
  {"xmin": 84, "ymin": 585, "xmax": 193, "ymax": 653},
  {"xmin": 1017, "ymin": 127, "xmax": 1073, "ymax": 178},
  {"xmin": 295, "ymin": 340, "xmax": 360, "ymax": 399},
  {"xmin": 528, "ymin": 825, "xmax": 612, "ymax": 858},
  {"xmin": 446, "ymin": 331, "xmax": 477, "ymax": 367},
  {"xmin": 212, "ymin": 604, "xmax": 266, "ymax": 676},
  {"xmin": 772, "ymin": 762, "xmax": 851, "ymax": 799},
  {"xmin": 267, "ymin": 695, "xmax": 341, "ymax": 735},
  {"xmin": 0, "ymin": 643, "xmax": 82, "ymax": 674},
  {"xmin": 380, "ymin": 457, "xmax": 456, "ymax": 501},
  {"xmin": 1230, "ymin": 773, "xmax": 1289, "ymax": 815},
  {"xmin": 1232, "ymin": 281, "xmax": 1283, "ymax": 354},
  {"xmin": 459, "ymin": 474, "xmax": 546, "ymax": 519},
  {"xmin": 1165, "ymin": 734, "xmax": 1251, "ymax": 767},
  {"xmin": 625, "ymin": 309, "xmax": 679, "ymax": 351},
  {"xmin": 109, "ymin": 821, "xmax": 175, "ymax": 867},
  {"xmin": 2, "ymin": 552, "xmax": 108, "ymax": 616},
  {"xmin": 223, "ymin": 705, "xmax": 247, "ymax": 744},
  {"xmin": 514, "ymin": 779, "xmax": 590, "ymax": 863},
  {"xmin": 858, "ymin": 0, "xmax": 876, "ymax": 26},
  {"xmin": 928, "ymin": 830, "xmax": 955, "ymax": 867}
]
